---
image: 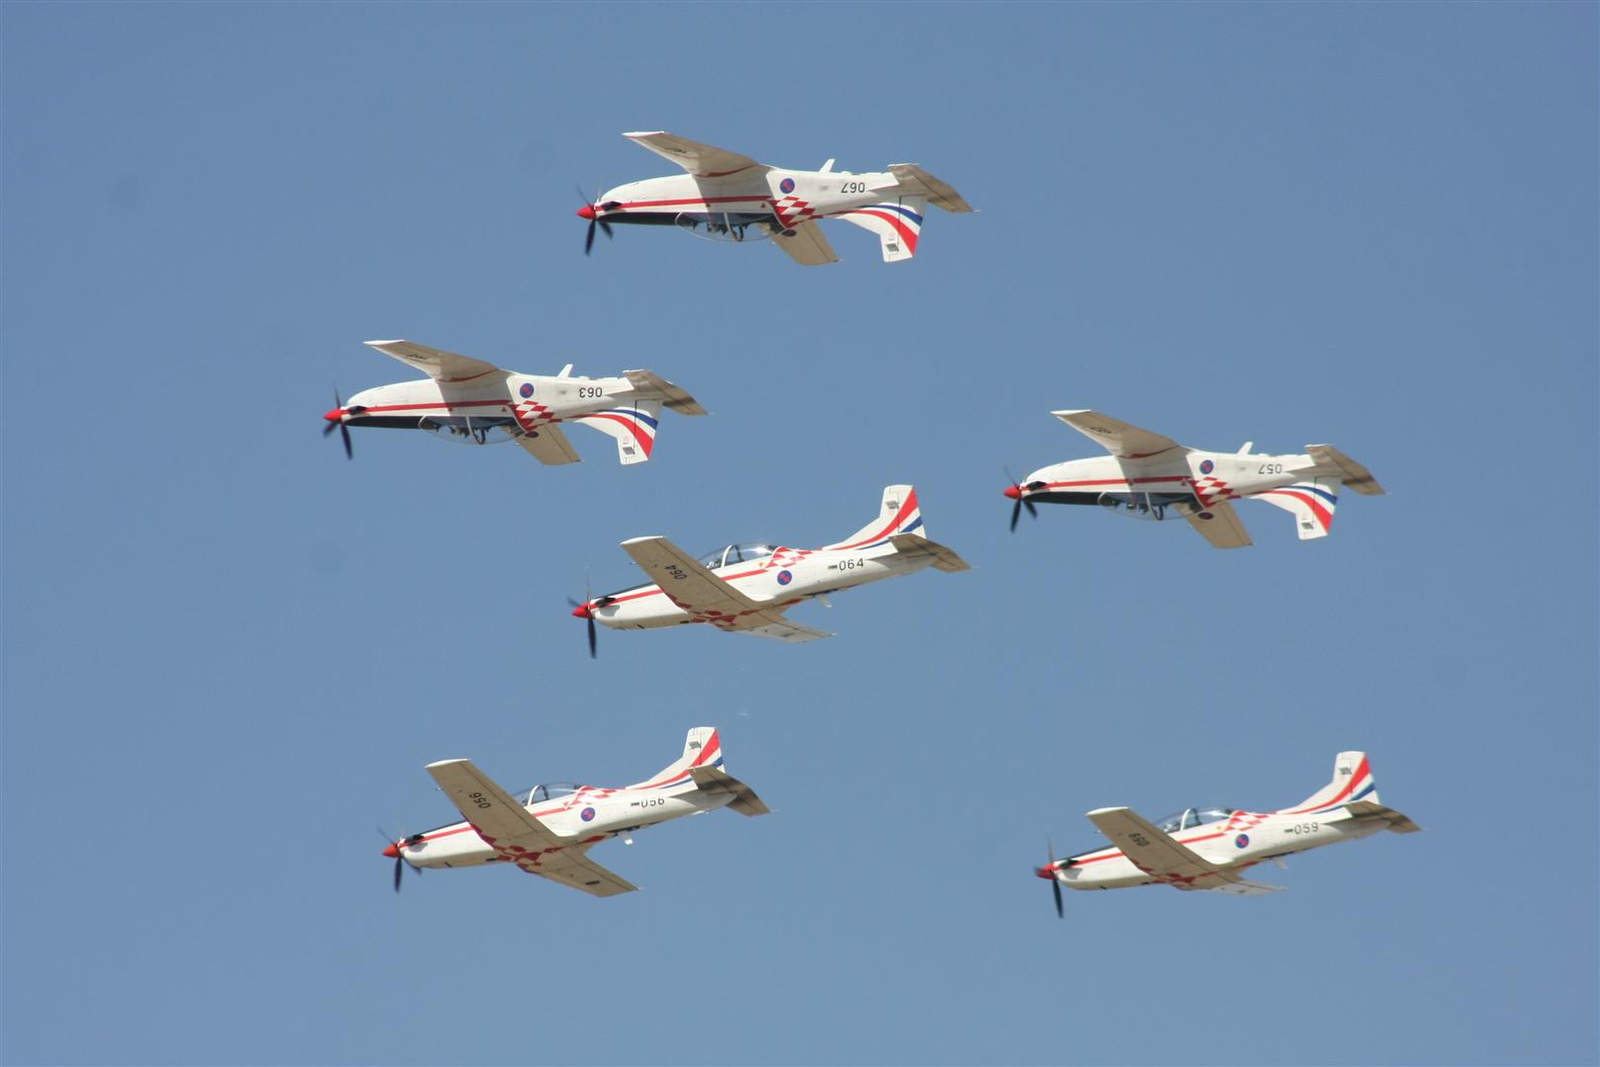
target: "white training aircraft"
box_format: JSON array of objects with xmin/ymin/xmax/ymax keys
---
[
  {"xmin": 570, "ymin": 485, "xmax": 969, "ymax": 654},
  {"xmin": 322, "ymin": 339, "xmax": 704, "ymax": 464},
  {"xmin": 1036, "ymin": 752, "xmax": 1419, "ymax": 913},
  {"xmin": 1004, "ymin": 409, "xmax": 1385, "ymax": 548},
  {"xmin": 382, "ymin": 727, "xmax": 767, "ymax": 898},
  {"xmin": 576, "ymin": 131, "xmax": 973, "ymax": 266}
]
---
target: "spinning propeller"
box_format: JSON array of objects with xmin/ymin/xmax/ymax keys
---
[
  {"xmin": 380, "ymin": 828, "xmax": 424, "ymax": 894},
  {"xmin": 576, "ymin": 186, "xmax": 616, "ymax": 255},
  {"xmin": 568, "ymin": 575, "xmax": 615, "ymax": 659},
  {"xmin": 322, "ymin": 388, "xmax": 365, "ymax": 460},
  {"xmin": 1035, "ymin": 837, "xmax": 1064, "ymax": 918},
  {"xmin": 1004, "ymin": 470, "xmax": 1042, "ymax": 532}
]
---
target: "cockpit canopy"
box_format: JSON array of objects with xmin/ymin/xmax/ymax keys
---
[
  {"xmin": 1152, "ymin": 807, "xmax": 1235, "ymax": 834},
  {"xmin": 696, "ymin": 542, "xmax": 776, "ymax": 570},
  {"xmin": 516, "ymin": 782, "xmax": 580, "ymax": 806}
]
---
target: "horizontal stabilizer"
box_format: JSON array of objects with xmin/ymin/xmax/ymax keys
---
[
  {"xmin": 1305, "ymin": 445, "xmax": 1385, "ymax": 495},
  {"xmin": 623, "ymin": 370, "xmax": 706, "ymax": 415},
  {"xmin": 886, "ymin": 164, "xmax": 974, "ymax": 213},
  {"xmin": 1345, "ymin": 799, "xmax": 1421, "ymax": 834},
  {"xmin": 888, "ymin": 533, "xmax": 971, "ymax": 573},
  {"xmin": 688, "ymin": 765, "xmax": 772, "ymax": 816}
]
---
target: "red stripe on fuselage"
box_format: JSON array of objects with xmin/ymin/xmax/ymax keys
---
[{"xmin": 829, "ymin": 489, "xmax": 920, "ymax": 550}]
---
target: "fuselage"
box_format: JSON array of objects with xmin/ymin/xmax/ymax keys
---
[
  {"xmin": 585, "ymin": 541, "xmax": 932, "ymax": 631},
  {"xmin": 392, "ymin": 778, "xmax": 732, "ymax": 871},
  {"xmin": 1052, "ymin": 806, "xmax": 1384, "ymax": 892},
  {"xmin": 328, "ymin": 371, "xmax": 642, "ymax": 440},
  {"xmin": 589, "ymin": 167, "xmax": 898, "ymax": 236},
  {"xmin": 1017, "ymin": 448, "xmax": 1317, "ymax": 516}
]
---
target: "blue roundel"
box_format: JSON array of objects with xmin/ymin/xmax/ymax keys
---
[
  {"xmin": 581, "ymin": 807, "xmax": 596, "ymax": 822},
  {"xmin": 1200, "ymin": 459, "xmax": 1215, "ymax": 475},
  {"xmin": 1235, "ymin": 833, "xmax": 1250, "ymax": 848},
  {"xmin": 519, "ymin": 383, "xmax": 534, "ymax": 399},
  {"xmin": 779, "ymin": 177, "xmax": 795, "ymax": 194},
  {"xmin": 776, "ymin": 570, "xmax": 793, "ymax": 586}
]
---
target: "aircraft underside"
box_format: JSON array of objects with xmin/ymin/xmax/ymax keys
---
[{"xmin": 1031, "ymin": 489, "xmax": 1196, "ymax": 519}]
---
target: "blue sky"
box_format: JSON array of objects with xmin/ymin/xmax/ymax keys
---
[{"xmin": 2, "ymin": 3, "xmax": 1595, "ymax": 1065}]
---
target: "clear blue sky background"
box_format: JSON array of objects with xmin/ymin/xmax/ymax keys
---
[{"xmin": 3, "ymin": 4, "xmax": 1595, "ymax": 1065}]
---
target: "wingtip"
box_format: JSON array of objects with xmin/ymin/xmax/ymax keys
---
[
  {"xmin": 1086, "ymin": 806, "xmax": 1130, "ymax": 818},
  {"xmin": 620, "ymin": 535, "xmax": 666, "ymax": 547}
]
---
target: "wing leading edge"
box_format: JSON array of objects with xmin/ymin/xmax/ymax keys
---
[
  {"xmin": 1052, "ymin": 409, "xmax": 1185, "ymax": 460},
  {"xmin": 622, "ymin": 131, "xmax": 765, "ymax": 179}
]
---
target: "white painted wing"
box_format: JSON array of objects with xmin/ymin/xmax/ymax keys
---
[
  {"xmin": 426, "ymin": 759, "xmax": 636, "ymax": 898},
  {"xmin": 1174, "ymin": 499, "xmax": 1253, "ymax": 549},
  {"xmin": 738, "ymin": 619, "xmax": 834, "ymax": 643},
  {"xmin": 1051, "ymin": 409, "xmax": 1185, "ymax": 459},
  {"xmin": 365, "ymin": 340, "xmax": 501, "ymax": 382},
  {"xmin": 772, "ymin": 220, "xmax": 839, "ymax": 266},
  {"xmin": 622, "ymin": 131, "xmax": 764, "ymax": 178},
  {"xmin": 1086, "ymin": 807, "xmax": 1276, "ymax": 894},
  {"xmin": 620, "ymin": 536, "xmax": 767, "ymax": 625},
  {"xmin": 506, "ymin": 424, "xmax": 581, "ymax": 465}
]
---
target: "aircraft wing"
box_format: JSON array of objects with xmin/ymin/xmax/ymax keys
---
[
  {"xmin": 1086, "ymin": 807, "xmax": 1281, "ymax": 895},
  {"xmin": 506, "ymin": 424, "xmax": 581, "ymax": 465},
  {"xmin": 772, "ymin": 220, "xmax": 840, "ymax": 266},
  {"xmin": 738, "ymin": 619, "xmax": 833, "ymax": 643},
  {"xmin": 620, "ymin": 536, "xmax": 768, "ymax": 626},
  {"xmin": 622, "ymin": 131, "xmax": 764, "ymax": 178},
  {"xmin": 1174, "ymin": 500, "xmax": 1253, "ymax": 549},
  {"xmin": 1051, "ymin": 409, "xmax": 1185, "ymax": 460},
  {"xmin": 426, "ymin": 759, "xmax": 637, "ymax": 897},
  {"xmin": 365, "ymin": 340, "xmax": 501, "ymax": 383}
]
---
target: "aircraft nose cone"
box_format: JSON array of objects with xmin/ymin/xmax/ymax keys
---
[
  {"xmin": 1003, "ymin": 484, "xmax": 1022, "ymax": 501},
  {"xmin": 324, "ymin": 408, "xmax": 344, "ymax": 424},
  {"xmin": 1034, "ymin": 865, "xmax": 1057, "ymax": 880},
  {"xmin": 576, "ymin": 204, "xmax": 596, "ymax": 220},
  {"xmin": 572, "ymin": 604, "xmax": 592, "ymax": 619},
  {"xmin": 382, "ymin": 842, "xmax": 400, "ymax": 859}
]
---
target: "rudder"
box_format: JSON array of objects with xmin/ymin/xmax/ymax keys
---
[
  {"xmin": 823, "ymin": 485, "xmax": 924, "ymax": 550},
  {"xmin": 570, "ymin": 400, "xmax": 661, "ymax": 465}
]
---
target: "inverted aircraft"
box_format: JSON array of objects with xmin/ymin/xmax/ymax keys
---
[
  {"xmin": 577, "ymin": 131, "xmax": 973, "ymax": 266},
  {"xmin": 322, "ymin": 339, "xmax": 704, "ymax": 464},
  {"xmin": 382, "ymin": 727, "xmax": 766, "ymax": 898},
  {"xmin": 1036, "ymin": 751, "xmax": 1418, "ymax": 912},
  {"xmin": 1004, "ymin": 409, "xmax": 1385, "ymax": 548},
  {"xmin": 571, "ymin": 484, "xmax": 969, "ymax": 652}
]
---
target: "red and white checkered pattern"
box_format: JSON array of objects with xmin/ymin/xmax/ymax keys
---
[
  {"xmin": 771, "ymin": 196, "xmax": 819, "ymax": 231},
  {"xmin": 1190, "ymin": 476, "xmax": 1237, "ymax": 508},
  {"xmin": 513, "ymin": 399, "xmax": 557, "ymax": 433}
]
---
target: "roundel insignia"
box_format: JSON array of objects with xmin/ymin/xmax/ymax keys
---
[
  {"xmin": 1199, "ymin": 459, "xmax": 1214, "ymax": 474},
  {"xmin": 779, "ymin": 177, "xmax": 796, "ymax": 194},
  {"xmin": 519, "ymin": 383, "xmax": 535, "ymax": 399},
  {"xmin": 776, "ymin": 570, "xmax": 793, "ymax": 586},
  {"xmin": 581, "ymin": 807, "xmax": 596, "ymax": 822},
  {"xmin": 1235, "ymin": 833, "xmax": 1250, "ymax": 848}
]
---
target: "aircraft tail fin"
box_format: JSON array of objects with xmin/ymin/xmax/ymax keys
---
[
  {"xmin": 630, "ymin": 727, "xmax": 723, "ymax": 790},
  {"xmin": 836, "ymin": 196, "xmax": 927, "ymax": 262},
  {"xmin": 1252, "ymin": 477, "xmax": 1342, "ymax": 540},
  {"xmin": 823, "ymin": 485, "xmax": 924, "ymax": 550},
  {"xmin": 569, "ymin": 401, "xmax": 661, "ymax": 466},
  {"xmin": 1281, "ymin": 752, "xmax": 1380, "ymax": 815}
]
